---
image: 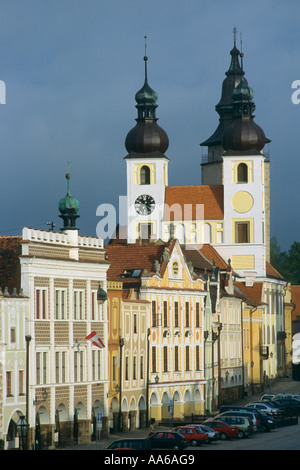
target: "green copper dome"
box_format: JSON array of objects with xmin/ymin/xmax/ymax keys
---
[
  {"xmin": 135, "ymin": 57, "xmax": 158, "ymax": 108},
  {"xmin": 58, "ymin": 172, "xmax": 80, "ymax": 230}
]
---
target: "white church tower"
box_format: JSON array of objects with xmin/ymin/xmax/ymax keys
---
[
  {"xmin": 201, "ymin": 33, "xmax": 270, "ymax": 278},
  {"xmin": 124, "ymin": 53, "xmax": 170, "ymax": 244}
]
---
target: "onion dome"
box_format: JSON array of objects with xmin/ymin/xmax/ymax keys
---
[
  {"xmin": 58, "ymin": 172, "xmax": 80, "ymax": 230},
  {"xmin": 222, "ymin": 77, "xmax": 266, "ymax": 152},
  {"xmin": 124, "ymin": 55, "xmax": 169, "ymax": 158},
  {"xmin": 201, "ymin": 37, "xmax": 245, "ymax": 148}
]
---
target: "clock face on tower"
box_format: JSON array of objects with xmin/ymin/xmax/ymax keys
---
[{"xmin": 135, "ymin": 194, "xmax": 155, "ymax": 215}]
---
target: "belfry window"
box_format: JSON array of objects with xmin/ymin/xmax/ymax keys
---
[
  {"xmin": 140, "ymin": 165, "xmax": 150, "ymax": 185},
  {"xmin": 237, "ymin": 163, "xmax": 248, "ymax": 183},
  {"xmin": 235, "ymin": 221, "xmax": 250, "ymax": 243}
]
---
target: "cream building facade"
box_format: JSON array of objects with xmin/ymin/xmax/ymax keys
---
[
  {"xmin": 0, "ymin": 287, "xmax": 29, "ymax": 449},
  {"xmin": 19, "ymin": 226, "xmax": 109, "ymax": 448}
]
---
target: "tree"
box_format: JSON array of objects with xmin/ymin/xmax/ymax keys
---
[{"xmin": 270, "ymin": 237, "xmax": 300, "ymax": 285}]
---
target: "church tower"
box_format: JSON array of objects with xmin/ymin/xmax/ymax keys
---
[
  {"xmin": 125, "ymin": 50, "xmax": 169, "ymax": 244},
  {"xmin": 201, "ymin": 32, "xmax": 271, "ymax": 275}
]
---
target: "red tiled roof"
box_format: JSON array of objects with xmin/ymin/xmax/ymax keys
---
[
  {"xmin": 266, "ymin": 261, "xmax": 284, "ymax": 280},
  {"xmin": 0, "ymin": 236, "xmax": 22, "ymax": 292},
  {"xmin": 164, "ymin": 185, "xmax": 223, "ymax": 221},
  {"xmin": 234, "ymin": 281, "xmax": 264, "ymax": 306},
  {"xmin": 106, "ymin": 242, "xmax": 171, "ymax": 282},
  {"xmin": 291, "ymin": 286, "xmax": 300, "ymax": 321},
  {"xmin": 198, "ymin": 244, "xmax": 229, "ymax": 270}
]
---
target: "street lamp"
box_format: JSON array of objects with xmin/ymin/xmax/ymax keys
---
[
  {"xmin": 97, "ymin": 283, "xmax": 107, "ymax": 304},
  {"xmin": 16, "ymin": 416, "xmax": 29, "ymax": 450},
  {"xmin": 107, "ymin": 384, "xmax": 120, "ymax": 398}
]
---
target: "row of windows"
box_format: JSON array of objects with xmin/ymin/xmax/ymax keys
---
[
  {"xmin": 151, "ymin": 345, "xmax": 201, "ymax": 373},
  {"xmin": 151, "ymin": 300, "xmax": 201, "ymax": 329},
  {"xmin": 35, "ymin": 289, "xmax": 103, "ymax": 321},
  {"xmin": 36, "ymin": 349, "xmax": 104, "ymax": 385},
  {"xmin": 138, "ymin": 163, "xmax": 250, "ymax": 185}
]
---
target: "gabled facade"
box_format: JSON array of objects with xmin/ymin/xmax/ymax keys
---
[{"xmin": 106, "ymin": 239, "xmax": 209, "ymax": 423}]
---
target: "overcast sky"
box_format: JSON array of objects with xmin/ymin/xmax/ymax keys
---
[{"xmin": 0, "ymin": 0, "xmax": 299, "ymax": 251}]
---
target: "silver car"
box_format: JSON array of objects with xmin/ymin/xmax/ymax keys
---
[{"xmin": 246, "ymin": 402, "xmax": 283, "ymax": 416}]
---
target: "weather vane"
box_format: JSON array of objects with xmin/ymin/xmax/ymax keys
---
[{"xmin": 233, "ymin": 26, "xmax": 237, "ymax": 45}]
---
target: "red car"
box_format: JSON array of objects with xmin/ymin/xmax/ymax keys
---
[
  {"xmin": 203, "ymin": 420, "xmax": 239, "ymax": 440},
  {"xmin": 172, "ymin": 426, "xmax": 209, "ymax": 446}
]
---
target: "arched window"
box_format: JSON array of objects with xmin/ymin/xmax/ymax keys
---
[
  {"xmin": 237, "ymin": 163, "xmax": 248, "ymax": 183},
  {"xmin": 140, "ymin": 165, "xmax": 150, "ymax": 185}
]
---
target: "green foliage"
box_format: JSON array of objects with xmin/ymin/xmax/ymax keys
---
[{"xmin": 270, "ymin": 237, "xmax": 300, "ymax": 285}]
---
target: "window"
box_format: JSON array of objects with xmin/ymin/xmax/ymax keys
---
[
  {"xmin": 55, "ymin": 289, "xmax": 67, "ymax": 320},
  {"xmin": 152, "ymin": 301, "xmax": 157, "ymax": 327},
  {"xmin": 174, "ymin": 346, "xmax": 179, "ymax": 371},
  {"xmin": 36, "ymin": 352, "xmax": 48, "ymax": 385},
  {"xmin": 125, "ymin": 356, "xmax": 129, "ymax": 381},
  {"xmin": 163, "ymin": 346, "xmax": 168, "ymax": 372},
  {"xmin": 55, "ymin": 351, "xmax": 67, "ymax": 383},
  {"xmin": 139, "ymin": 223, "xmax": 152, "ymax": 241},
  {"xmin": 235, "ymin": 221, "xmax": 250, "ymax": 243},
  {"xmin": 140, "ymin": 356, "xmax": 144, "ymax": 379},
  {"xmin": 91, "ymin": 290, "xmax": 103, "ymax": 321},
  {"xmin": 74, "ymin": 290, "xmax": 84, "ymax": 320},
  {"xmin": 36, "ymin": 288, "xmax": 47, "ymax": 319},
  {"xmin": 174, "ymin": 301, "xmax": 179, "ymax": 328},
  {"xmin": 185, "ymin": 302, "xmax": 190, "ymax": 327},
  {"xmin": 74, "ymin": 350, "xmax": 84, "ymax": 382},
  {"xmin": 152, "ymin": 347, "xmax": 156, "ymax": 373},
  {"xmin": 195, "ymin": 303, "xmax": 200, "ymax": 328},
  {"xmin": 196, "ymin": 345, "xmax": 200, "ymax": 370},
  {"xmin": 19, "ymin": 371, "xmax": 24, "ymax": 396},
  {"xmin": 6, "ymin": 371, "xmax": 12, "ymax": 396},
  {"xmin": 133, "ymin": 356, "xmax": 137, "ymax": 380},
  {"xmin": 133, "ymin": 314, "xmax": 137, "ymax": 334},
  {"xmin": 163, "ymin": 301, "xmax": 168, "ymax": 327},
  {"xmin": 10, "ymin": 328, "xmax": 16, "ymax": 343},
  {"xmin": 237, "ymin": 163, "xmax": 248, "ymax": 183},
  {"xmin": 92, "ymin": 349, "xmax": 103, "ymax": 381},
  {"xmin": 185, "ymin": 346, "xmax": 190, "ymax": 371},
  {"xmin": 140, "ymin": 165, "xmax": 150, "ymax": 185}
]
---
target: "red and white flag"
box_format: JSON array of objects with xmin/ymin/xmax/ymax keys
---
[{"xmin": 86, "ymin": 331, "xmax": 105, "ymax": 349}]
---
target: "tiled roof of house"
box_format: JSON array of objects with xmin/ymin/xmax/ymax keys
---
[
  {"xmin": 0, "ymin": 236, "xmax": 22, "ymax": 292},
  {"xmin": 266, "ymin": 261, "xmax": 285, "ymax": 280},
  {"xmin": 198, "ymin": 244, "xmax": 229, "ymax": 270},
  {"xmin": 164, "ymin": 185, "xmax": 223, "ymax": 221},
  {"xmin": 291, "ymin": 285, "xmax": 300, "ymax": 321},
  {"xmin": 234, "ymin": 281, "xmax": 264, "ymax": 307},
  {"xmin": 105, "ymin": 240, "xmax": 175, "ymax": 282}
]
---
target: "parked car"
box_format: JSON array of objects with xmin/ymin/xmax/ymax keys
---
[
  {"xmin": 246, "ymin": 401, "xmax": 283, "ymax": 416},
  {"xmin": 148, "ymin": 431, "xmax": 187, "ymax": 450},
  {"xmin": 106, "ymin": 438, "xmax": 151, "ymax": 450},
  {"xmin": 217, "ymin": 415, "xmax": 253, "ymax": 438},
  {"xmin": 261, "ymin": 394, "xmax": 276, "ymax": 401},
  {"xmin": 245, "ymin": 405, "xmax": 276, "ymax": 431},
  {"xmin": 172, "ymin": 426, "xmax": 208, "ymax": 446},
  {"xmin": 203, "ymin": 419, "xmax": 239, "ymax": 440},
  {"xmin": 275, "ymin": 393, "xmax": 300, "ymax": 402},
  {"xmin": 272, "ymin": 397, "xmax": 300, "ymax": 414},
  {"xmin": 217, "ymin": 409, "xmax": 258, "ymax": 431},
  {"xmin": 185, "ymin": 424, "xmax": 220, "ymax": 442},
  {"xmin": 196, "ymin": 424, "xmax": 220, "ymax": 442}
]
